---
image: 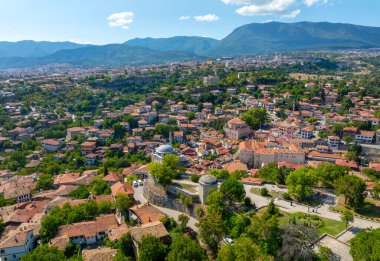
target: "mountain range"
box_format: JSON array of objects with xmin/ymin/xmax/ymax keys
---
[{"xmin": 1, "ymin": 22, "xmax": 380, "ymax": 69}]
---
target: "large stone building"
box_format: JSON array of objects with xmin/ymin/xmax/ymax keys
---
[
  {"xmin": 237, "ymin": 140, "xmax": 305, "ymax": 168},
  {"xmin": 223, "ymin": 118, "xmax": 252, "ymax": 140}
]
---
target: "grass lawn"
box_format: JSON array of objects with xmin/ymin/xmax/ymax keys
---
[
  {"xmin": 250, "ymin": 188, "xmax": 282, "ymax": 198},
  {"xmin": 175, "ymin": 183, "xmax": 197, "ymax": 193},
  {"xmin": 330, "ymin": 196, "xmax": 380, "ymax": 222},
  {"xmin": 257, "ymin": 207, "xmax": 346, "ymax": 236},
  {"xmin": 279, "ymin": 212, "xmax": 346, "ymax": 236}
]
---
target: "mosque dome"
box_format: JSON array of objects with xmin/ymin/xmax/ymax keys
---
[{"xmin": 155, "ymin": 144, "xmax": 175, "ymax": 154}]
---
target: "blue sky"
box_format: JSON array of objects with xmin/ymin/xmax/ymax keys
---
[{"xmin": 0, "ymin": 0, "xmax": 378, "ymax": 44}]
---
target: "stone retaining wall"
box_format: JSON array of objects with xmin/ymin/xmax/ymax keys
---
[{"xmin": 143, "ymin": 178, "xmax": 199, "ymax": 218}]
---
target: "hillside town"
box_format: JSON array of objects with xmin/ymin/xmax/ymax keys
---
[{"xmin": 0, "ymin": 51, "xmax": 380, "ymax": 260}]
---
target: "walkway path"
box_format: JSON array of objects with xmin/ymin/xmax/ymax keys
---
[
  {"xmin": 243, "ymin": 184, "xmax": 380, "ymax": 230},
  {"xmin": 316, "ymin": 235, "xmax": 352, "ymax": 261}
]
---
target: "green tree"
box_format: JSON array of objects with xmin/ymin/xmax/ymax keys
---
[
  {"xmin": 250, "ymin": 201, "xmax": 281, "ymax": 255},
  {"xmin": 167, "ymin": 234, "xmax": 206, "ymax": 261},
  {"xmin": 316, "ymin": 163, "xmax": 348, "ymax": 188},
  {"xmin": 36, "ymin": 174, "xmax": 54, "ymax": 191},
  {"xmin": 197, "ymin": 211, "xmax": 227, "ymax": 254},
  {"xmin": 115, "ymin": 194, "xmax": 133, "ymax": 215},
  {"xmin": 350, "ymin": 228, "xmax": 380, "ymax": 261},
  {"xmin": 286, "ymin": 167, "xmax": 316, "ymax": 201},
  {"xmin": 334, "ymin": 175, "xmax": 366, "ymax": 209},
  {"xmin": 191, "ymin": 174, "xmax": 200, "ymax": 183},
  {"xmin": 372, "ymin": 184, "xmax": 380, "ymax": 199},
  {"xmin": 241, "ymin": 108, "xmax": 267, "ymax": 130},
  {"xmin": 345, "ymin": 151, "xmax": 360, "ymax": 163},
  {"xmin": 91, "ymin": 177, "xmax": 111, "ymax": 195},
  {"xmin": 217, "ymin": 236, "xmax": 268, "ymax": 261},
  {"xmin": 20, "ymin": 245, "xmax": 66, "ymax": 261},
  {"xmin": 332, "ymin": 123, "xmax": 344, "ymax": 136},
  {"xmin": 177, "ymin": 214, "xmax": 190, "ymax": 229},
  {"xmin": 210, "ymin": 169, "xmax": 230, "ymax": 180},
  {"xmin": 256, "ymin": 163, "xmax": 280, "ymax": 183},
  {"xmin": 148, "ymin": 154, "xmax": 183, "ymax": 186},
  {"xmin": 341, "ymin": 210, "xmax": 354, "ymax": 228},
  {"xmin": 187, "ymin": 112, "xmax": 195, "ymax": 121},
  {"xmin": 220, "ymin": 176, "xmax": 246, "ymax": 205},
  {"xmin": 362, "ymin": 168, "xmax": 380, "ymax": 180},
  {"xmin": 342, "ymin": 97, "xmax": 354, "ymax": 110},
  {"xmin": 69, "ymin": 185, "xmax": 90, "ymax": 199},
  {"xmin": 138, "ymin": 235, "xmax": 167, "ymax": 261},
  {"xmin": 155, "ymin": 124, "xmax": 171, "ymax": 138},
  {"xmin": 206, "ymin": 191, "xmax": 227, "ymax": 216}
]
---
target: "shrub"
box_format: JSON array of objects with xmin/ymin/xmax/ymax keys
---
[
  {"xmin": 283, "ymin": 192, "xmax": 292, "ymax": 200},
  {"xmin": 191, "ymin": 174, "xmax": 200, "ymax": 183},
  {"xmin": 260, "ymin": 187, "xmax": 269, "ymax": 197},
  {"xmin": 244, "ymin": 196, "xmax": 252, "ymax": 207}
]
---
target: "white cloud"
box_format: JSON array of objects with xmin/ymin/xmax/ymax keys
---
[
  {"xmin": 303, "ymin": 0, "xmax": 328, "ymax": 7},
  {"xmin": 179, "ymin": 16, "xmax": 191, "ymax": 21},
  {"xmin": 221, "ymin": 0, "xmax": 253, "ymax": 5},
  {"xmin": 235, "ymin": 0, "xmax": 296, "ymax": 16},
  {"xmin": 194, "ymin": 14, "xmax": 220, "ymax": 22},
  {"xmin": 108, "ymin": 12, "xmax": 134, "ymax": 29},
  {"xmin": 282, "ymin": 9, "xmax": 301, "ymax": 18}
]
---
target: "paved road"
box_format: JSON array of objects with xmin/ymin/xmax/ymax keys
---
[{"xmin": 133, "ymin": 182, "xmax": 199, "ymax": 232}]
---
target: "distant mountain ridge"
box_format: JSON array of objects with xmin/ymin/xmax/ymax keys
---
[
  {"xmin": 0, "ymin": 40, "xmax": 88, "ymax": 58},
  {"xmin": 1, "ymin": 22, "xmax": 380, "ymax": 69},
  {"xmin": 0, "ymin": 45, "xmax": 203, "ymax": 69},
  {"xmin": 210, "ymin": 22, "xmax": 380, "ymax": 56},
  {"xmin": 124, "ymin": 36, "xmax": 218, "ymax": 55}
]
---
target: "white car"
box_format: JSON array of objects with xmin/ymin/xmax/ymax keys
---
[
  {"xmin": 138, "ymin": 180, "xmax": 143, "ymax": 186},
  {"xmin": 132, "ymin": 181, "xmax": 138, "ymax": 187}
]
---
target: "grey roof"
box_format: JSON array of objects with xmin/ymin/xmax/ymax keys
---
[{"xmin": 199, "ymin": 175, "xmax": 217, "ymax": 185}]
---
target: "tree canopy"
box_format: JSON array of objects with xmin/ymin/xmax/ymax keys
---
[
  {"xmin": 286, "ymin": 167, "xmax": 316, "ymax": 201},
  {"xmin": 167, "ymin": 234, "xmax": 207, "ymax": 261},
  {"xmin": 138, "ymin": 235, "xmax": 167, "ymax": 261},
  {"xmin": 334, "ymin": 175, "xmax": 366, "ymax": 209},
  {"xmin": 350, "ymin": 229, "xmax": 380, "ymax": 261},
  {"xmin": 148, "ymin": 154, "xmax": 183, "ymax": 186},
  {"xmin": 241, "ymin": 108, "xmax": 267, "ymax": 130},
  {"xmin": 219, "ymin": 176, "xmax": 246, "ymax": 205}
]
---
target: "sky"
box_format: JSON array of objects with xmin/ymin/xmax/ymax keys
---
[{"xmin": 0, "ymin": 0, "xmax": 378, "ymax": 45}]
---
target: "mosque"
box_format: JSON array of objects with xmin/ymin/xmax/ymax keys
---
[{"xmin": 152, "ymin": 132, "xmax": 188, "ymax": 165}]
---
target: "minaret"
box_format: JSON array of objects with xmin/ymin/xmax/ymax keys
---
[{"xmin": 169, "ymin": 131, "xmax": 173, "ymax": 145}]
